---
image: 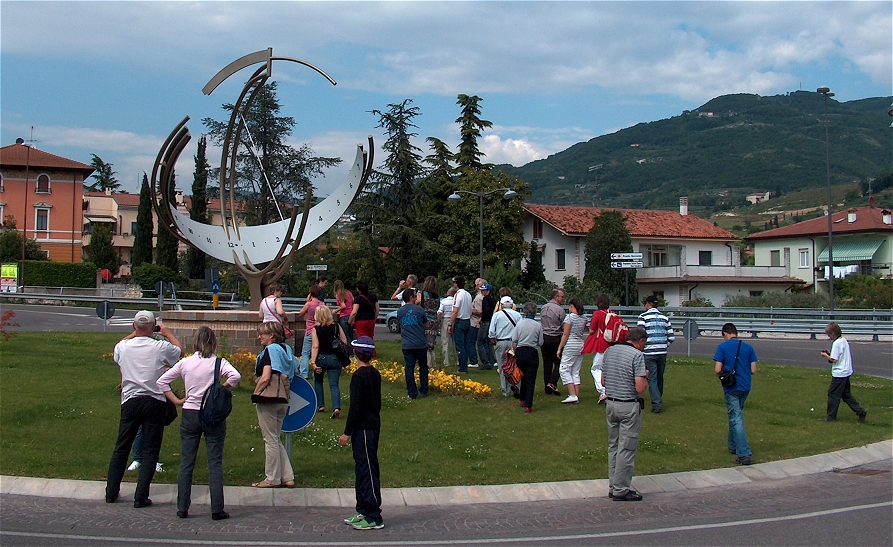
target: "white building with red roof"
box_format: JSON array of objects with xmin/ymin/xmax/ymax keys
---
[
  {"xmin": 523, "ymin": 200, "xmax": 804, "ymax": 307},
  {"xmin": 747, "ymin": 202, "xmax": 893, "ymax": 292}
]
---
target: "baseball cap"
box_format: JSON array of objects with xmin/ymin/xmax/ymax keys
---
[
  {"xmin": 134, "ymin": 310, "xmax": 156, "ymax": 328},
  {"xmin": 500, "ymin": 295, "xmax": 514, "ymax": 307},
  {"xmin": 645, "ymin": 295, "xmax": 659, "ymax": 305},
  {"xmin": 480, "ymin": 283, "xmax": 492, "ymax": 291},
  {"xmin": 351, "ymin": 336, "xmax": 376, "ymax": 352}
]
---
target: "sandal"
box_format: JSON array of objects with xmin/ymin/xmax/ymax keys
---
[
  {"xmin": 251, "ymin": 480, "xmax": 280, "ymax": 488},
  {"xmin": 331, "ymin": 409, "xmax": 340, "ymax": 419},
  {"xmin": 317, "ymin": 407, "xmax": 325, "ymax": 413},
  {"xmin": 280, "ymin": 480, "xmax": 295, "ymax": 488}
]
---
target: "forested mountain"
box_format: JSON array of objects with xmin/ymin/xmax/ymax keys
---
[{"xmin": 495, "ymin": 91, "xmax": 892, "ymax": 211}]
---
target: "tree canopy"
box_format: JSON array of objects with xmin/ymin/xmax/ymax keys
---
[
  {"xmin": 86, "ymin": 155, "xmax": 121, "ymax": 193},
  {"xmin": 583, "ymin": 210, "xmax": 637, "ymax": 305},
  {"xmin": 455, "ymin": 94, "xmax": 493, "ymax": 171},
  {"xmin": 87, "ymin": 224, "xmax": 121, "ymax": 274}
]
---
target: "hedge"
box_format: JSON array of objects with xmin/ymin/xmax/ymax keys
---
[{"xmin": 21, "ymin": 260, "xmax": 96, "ymax": 288}]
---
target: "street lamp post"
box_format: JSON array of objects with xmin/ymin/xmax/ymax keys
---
[
  {"xmin": 448, "ymin": 187, "xmax": 518, "ymax": 279},
  {"xmin": 817, "ymin": 86, "xmax": 835, "ymax": 312}
]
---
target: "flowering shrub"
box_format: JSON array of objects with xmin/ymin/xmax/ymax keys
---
[
  {"xmin": 345, "ymin": 359, "xmax": 491, "ymax": 398},
  {"xmin": 221, "ymin": 347, "xmax": 259, "ymax": 387}
]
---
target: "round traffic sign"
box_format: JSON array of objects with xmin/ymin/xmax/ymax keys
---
[
  {"xmin": 100, "ymin": 268, "xmax": 113, "ymax": 281},
  {"xmin": 96, "ymin": 301, "xmax": 115, "ymax": 320},
  {"xmin": 281, "ymin": 376, "xmax": 318, "ymax": 432},
  {"xmin": 682, "ymin": 319, "xmax": 700, "ymax": 341}
]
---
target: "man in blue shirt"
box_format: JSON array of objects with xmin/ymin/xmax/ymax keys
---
[
  {"xmin": 713, "ymin": 322, "xmax": 758, "ymax": 465},
  {"xmin": 397, "ymin": 289, "xmax": 429, "ymax": 399}
]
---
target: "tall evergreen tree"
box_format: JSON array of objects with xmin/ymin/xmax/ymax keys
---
[
  {"xmin": 187, "ymin": 136, "xmax": 210, "ymax": 279},
  {"xmin": 132, "ymin": 174, "xmax": 154, "ymax": 268},
  {"xmin": 455, "ymin": 94, "xmax": 493, "ymax": 171},
  {"xmin": 520, "ymin": 240, "xmax": 546, "ymax": 289},
  {"xmin": 88, "ymin": 224, "xmax": 122, "ymax": 274},
  {"xmin": 203, "ymin": 82, "xmax": 340, "ymax": 226},
  {"xmin": 583, "ymin": 210, "xmax": 637, "ymax": 305},
  {"xmin": 155, "ymin": 172, "xmax": 180, "ymax": 273},
  {"xmin": 86, "ymin": 155, "xmax": 121, "ymax": 193}
]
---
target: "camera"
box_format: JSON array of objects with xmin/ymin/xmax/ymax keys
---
[{"xmin": 153, "ymin": 325, "xmax": 161, "ymax": 333}]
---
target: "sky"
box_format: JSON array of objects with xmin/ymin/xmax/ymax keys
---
[{"xmin": 2, "ymin": 1, "xmax": 891, "ymax": 197}]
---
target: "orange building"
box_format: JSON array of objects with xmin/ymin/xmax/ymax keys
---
[{"xmin": 0, "ymin": 142, "xmax": 94, "ymax": 262}]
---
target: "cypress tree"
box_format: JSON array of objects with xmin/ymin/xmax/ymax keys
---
[
  {"xmin": 132, "ymin": 174, "xmax": 154, "ymax": 268},
  {"xmin": 187, "ymin": 135, "xmax": 210, "ymax": 279}
]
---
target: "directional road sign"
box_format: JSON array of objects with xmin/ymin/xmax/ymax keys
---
[
  {"xmin": 610, "ymin": 261, "xmax": 644, "ymax": 269},
  {"xmin": 211, "ymin": 280, "xmax": 221, "ymax": 295},
  {"xmin": 281, "ymin": 376, "xmax": 318, "ymax": 432},
  {"xmin": 611, "ymin": 252, "xmax": 643, "ymax": 260},
  {"xmin": 306, "ymin": 264, "xmax": 328, "ymax": 271}
]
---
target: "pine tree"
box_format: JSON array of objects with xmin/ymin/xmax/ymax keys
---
[
  {"xmin": 132, "ymin": 174, "xmax": 154, "ymax": 269},
  {"xmin": 455, "ymin": 94, "xmax": 493, "ymax": 171},
  {"xmin": 187, "ymin": 136, "xmax": 210, "ymax": 279},
  {"xmin": 520, "ymin": 240, "xmax": 546, "ymax": 289},
  {"xmin": 86, "ymin": 155, "xmax": 121, "ymax": 193},
  {"xmin": 583, "ymin": 210, "xmax": 637, "ymax": 305},
  {"xmin": 88, "ymin": 224, "xmax": 121, "ymax": 274}
]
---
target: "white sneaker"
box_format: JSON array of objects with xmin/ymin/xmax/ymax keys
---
[
  {"xmin": 561, "ymin": 395, "xmax": 579, "ymax": 404},
  {"xmin": 468, "ymin": 364, "xmax": 479, "ymax": 368},
  {"xmin": 127, "ymin": 461, "xmax": 141, "ymax": 472},
  {"xmin": 155, "ymin": 462, "xmax": 164, "ymax": 473}
]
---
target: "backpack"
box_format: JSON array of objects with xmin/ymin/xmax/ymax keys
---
[
  {"xmin": 200, "ymin": 357, "xmax": 233, "ymax": 428},
  {"xmin": 602, "ymin": 311, "xmax": 629, "ymax": 345}
]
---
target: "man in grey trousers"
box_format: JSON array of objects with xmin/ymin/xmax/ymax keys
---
[{"xmin": 602, "ymin": 326, "xmax": 648, "ymax": 502}]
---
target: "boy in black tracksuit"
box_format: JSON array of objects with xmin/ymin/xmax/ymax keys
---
[{"xmin": 339, "ymin": 336, "xmax": 383, "ymax": 530}]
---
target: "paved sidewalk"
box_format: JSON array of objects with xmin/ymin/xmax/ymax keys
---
[{"xmin": 2, "ymin": 440, "xmax": 890, "ymax": 508}]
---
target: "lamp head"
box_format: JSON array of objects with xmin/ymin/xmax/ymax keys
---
[
  {"xmin": 447, "ymin": 192, "xmax": 462, "ymax": 203},
  {"xmin": 502, "ymin": 189, "xmax": 519, "ymax": 200},
  {"xmin": 817, "ymin": 86, "xmax": 830, "ymax": 94}
]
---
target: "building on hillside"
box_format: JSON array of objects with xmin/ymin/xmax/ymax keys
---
[
  {"xmin": 747, "ymin": 202, "xmax": 893, "ymax": 291},
  {"xmin": 522, "ymin": 199, "xmax": 804, "ymax": 307},
  {"xmin": 0, "ymin": 142, "xmax": 94, "ymax": 262},
  {"xmin": 746, "ymin": 192, "xmax": 770, "ymax": 205}
]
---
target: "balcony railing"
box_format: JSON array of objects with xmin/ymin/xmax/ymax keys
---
[{"xmin": 637, "ymin": 265, "xmax": 787, "ymax": 279}]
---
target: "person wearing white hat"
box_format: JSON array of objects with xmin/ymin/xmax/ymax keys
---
[
  {"xmin": 105, "ymin": 310, "xmax": 183, "ymax": 508},
  {"xmin": 489, "ymin": 296, "xmax": 522, "ymax": 398}
]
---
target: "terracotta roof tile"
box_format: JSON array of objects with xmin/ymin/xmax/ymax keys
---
[
  {"xmin": 0, "ymin": 143, "xmax": 94, "ymax": 174},
  {"xmin": 747, "ymin": 205, "xmax": 893, "ymax": 240},
  {"xmin": 524, "ymin": 204, "xmax": 737, "ymax": 240}
]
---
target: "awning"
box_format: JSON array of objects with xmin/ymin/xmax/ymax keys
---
[
  {"xmin": 817, "ymin": 239, "xmax": 883, "ymax": 264},
  {"xmin": 84, "ymin": 215, "xmax": 117, "ymax": 223}
]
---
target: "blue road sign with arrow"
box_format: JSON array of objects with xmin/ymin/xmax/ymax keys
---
[{"xmin": 281, "ymin": 376, "xmax": 317, "ymax": 432}]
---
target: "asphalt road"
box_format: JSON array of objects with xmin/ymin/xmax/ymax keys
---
[
  {"xmin": 3, "ymin": 303, "xmax": 890, "ymax": 378},
  {"xmin": 1, "ymin": 460, "xmax": 890, "ymax": 546}
]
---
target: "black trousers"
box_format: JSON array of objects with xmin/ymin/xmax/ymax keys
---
[
  {"xmin": 516, "ymin": 346, "xmax": 540, "ymax": 409},
  {"xmin": 827, "ymin": 375, "xmax": 865, "ymax": 421},
  {"xmin": 541, "ymin": 335, "xmax": 561, "ymax": 389},
  {"xmin": 351, "ymin": 429, "xmax": 382, "ymax": 524},
  {"xmin": 106, "ymin": 396, "xmax": 167, "ymax": 503}
]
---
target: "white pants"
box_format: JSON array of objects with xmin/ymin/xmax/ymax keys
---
[
  {"xmin": 590, "ymin": 352, "xmax": 606, "ymax": 396},
  {"xmin": 440, "ymin": 317, "xmax": 453, "ymax": 366},
  {"xmin": 559, "ymin": 350, "xmax": 584, "ymax": 385}
]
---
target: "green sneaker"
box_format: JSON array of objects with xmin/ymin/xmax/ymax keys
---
[
  {"xmin": 343, "ymin": 514, "xmax": 364, "ymax": 525},
  {"xmin": 351, "ymin": 517, "xmax": 384, "ymax": 530}
]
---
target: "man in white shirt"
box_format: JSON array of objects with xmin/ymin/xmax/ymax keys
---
[
  {"xmin": 437, "ymin": 287, "xmax": 456, "ymax": 367},
  {"xmin": 447, "ymin": 276, "xmax": 475, "ymax": 373}
]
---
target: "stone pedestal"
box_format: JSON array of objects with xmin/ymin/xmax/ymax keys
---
[{"xmin": 160, "ymin": 310, "xmax": 304, "ymax": 354}]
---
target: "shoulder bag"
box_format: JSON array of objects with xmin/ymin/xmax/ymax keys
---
[
  {"xmin": 331, "ymin": 323, "xmax": 352, "ymax": 367},
  {"xmin": 718, "ymin": 340, "xmax": 741, "ymax": 388},
  {"xmin": 263, "ymin": 297, "xmax": 293, "ymax": 339},
  {"xmin": 251, "ymin": 347, "xmax": 291, "ymax": 404}
]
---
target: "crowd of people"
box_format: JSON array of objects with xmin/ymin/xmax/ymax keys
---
[{"xmin": 103, "ymin": 273, "xmax": 869, "ymax": 525}]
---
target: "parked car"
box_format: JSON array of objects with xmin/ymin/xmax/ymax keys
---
[{"xmin": 386, "ymin": 309, "xmax": 400, "ymax": 333}]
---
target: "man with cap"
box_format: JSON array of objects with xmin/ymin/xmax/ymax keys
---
[
  {"xmin": 489, "ymin": 295, "xmax": 522, "ymax": 397},
  {"xmin": 637, "ymin": 295, "xmax": 674, "ymax": 413},
  {"xmin": 475, "ymin": 283, "xmax": 497, "ymax": 369},
  {"xmin": 106, "ymin": 310, "xmax": 184, "ymax": 508}
]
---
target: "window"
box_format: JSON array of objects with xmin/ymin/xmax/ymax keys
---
[
  {"xmin": 533, "ymin": 218, "xmax": 543, "ymax": 239},
  {"xmin": 0, "ymin": 202, "xmax": 4, "ymax": 221},
  {"xmin": 770, "ymin": 250, "xmax": 781, "ymax": 267},
  {"xmin": 131, "ymin": 221, "xmax": 138, "ymax": 235},
  {"xmin": 0, "ymin": 173, "xmax": 4, "ymax": 192},
  {"xmin": 698, "ymin": 251, "xmax": 712, "ymax": 265},
  {"xmin": 799, "ymin": 249, "xmax": 809, "ymax": 268},
  {"xmin": 35, "ymin": 208, "xmax": 49, "ymax": 236},
  {"xmin": 642, "ymin": 244, "xmax": 681, "ymax": 267},
  {"xmin": 36, "ymin": 174, "xmax": 50, "ymax": 193},
  {"xmin": 556, "ymin": 248, "xmax": 566, "ymax": 271}
]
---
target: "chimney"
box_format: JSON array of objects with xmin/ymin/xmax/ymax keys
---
[
  {"xmin": 847, "ymin": 209, "xmax": 856, "ymax": 223},
  {"xmin": 883, "ymin": 210, "xmax": 892, "ymax": 225},
  {"xmin": 680, "ymin": 197, "xmax": 688, "ymax": 216}
]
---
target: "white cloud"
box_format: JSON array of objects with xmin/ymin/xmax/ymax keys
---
[{"xmin": 480, "ymin": 134, "xmax": 545, "ymax": 167}]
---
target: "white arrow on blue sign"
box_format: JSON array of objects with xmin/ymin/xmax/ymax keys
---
[{"xmin": 281, "ymin": 376, "xmax": 318, "ymax": 432}]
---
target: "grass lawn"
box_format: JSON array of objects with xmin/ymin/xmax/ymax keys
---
[{"xmin": 1, "ymin": 332, "xmax": 890, "ymax": 488}]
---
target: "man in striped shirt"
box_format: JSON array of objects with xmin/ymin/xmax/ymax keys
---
[{"xmin": 637, "ymin": 295, "xmax": 674, "ymax": 414}]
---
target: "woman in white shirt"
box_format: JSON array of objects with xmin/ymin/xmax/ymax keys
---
[
  {"xmin": 158, "ymin": 327, "xmax": 241, "ymax": 521},
  {"xmin": 557, "ymin": 298, "xmax": 588, "ymax": 404}
]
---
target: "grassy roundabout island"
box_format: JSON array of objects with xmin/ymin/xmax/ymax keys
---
[{"xmin": 1, "ymin": 332, "xmax": 890, "ymax": 488}]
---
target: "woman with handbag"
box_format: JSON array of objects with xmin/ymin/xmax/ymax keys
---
[
  {"xmin": 512, "ymin": 302, "xmax": 544, "ymax": 413},
  {"xmin": 158, "ymin": 327, "xmax": 241, "ymax": 520},
  {"xmin": 296, "ymin": 285, "xmax": 324, "ymax": 379},
  {"xmin": 252, "ymin": 322, "xmax": 298, "ymax": 488},
  {"xmin": 258, "ymin": 283, "xmax": 290, "ymax": 336},
  {"xmin": 311, "ymin": 306, "xmax": 349, "ymax": 419}
]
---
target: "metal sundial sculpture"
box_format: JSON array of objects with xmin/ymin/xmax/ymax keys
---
[{"xmin": 151, "ymin": 48, "xmax": 373, "ymax": 309}]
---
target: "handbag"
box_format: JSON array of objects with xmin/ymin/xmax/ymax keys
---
[
  {"xmin": 263, "ymin": 297, "xmax": 293, "ymax": 339},
  {"xmin": 718, "ymin": 341, "xmax": 741, "ymax": 388},
  {"xmin": 331, "ymin": 324, "xmax": 351, "ymax": 367},
  {"xmin": 251, "ymin": 348, "xmax": 291, "ymax": 404},
  {"xmin": 501, "ymin": 347, "xmax": 523, "ymax": 386}
]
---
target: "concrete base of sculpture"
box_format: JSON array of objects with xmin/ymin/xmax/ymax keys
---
[{"xmin": 160, "ymin": 310, "xmax": 304, "ymax": 356}]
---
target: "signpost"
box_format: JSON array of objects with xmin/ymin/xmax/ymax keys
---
[
  {"xmin": 610, "ymin": 252, "xmax": 644, "ymax": 306},
  {"xmin": 682, "ymin": 319, "xmax": 699, "ymax": 356},
  {"xmin": 282, "ymin": 376, "xmax": 318, "ymax": 459},
  {"xmin": 211, "ymin": 279, "xmax": 220, "ymax": 309},
  {"xmin": 307, "ymin": 264, "xmax": 327, "ymax": 281},
  {"xmin": 96, "ymin": 301, "xmax": 115, "ymax": 333}
]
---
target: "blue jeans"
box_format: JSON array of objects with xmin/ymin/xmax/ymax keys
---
[
  {"xmin": 644, "ymin": 354, "xmax": 666, "ymax": 411},
  {"xmin": 724, "ymin": 390, "xmax": 751, "ymax": 458},
  {"xmin": 313, "ymin": 353, "xmax": 342, "ymax": 410},
  {"xmin": 299, "ymin": 331, "xmax": 312, "ymax": 378},
  {"xmin": 476, "ymin": 320, "xmax": 495, "ymax": 368},
  {"xmin": 403, "ymin": 347, "xmax": 429, "ymax": 398},
  {"xmin": 453, "ymin": 319, "xmax": 474, "ymax": 372},
  {"xmin": 339, "ymin": 316, "xmax": 355, "ymax": 354}
]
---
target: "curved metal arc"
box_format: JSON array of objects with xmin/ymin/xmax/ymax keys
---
[
  {"xmin": 203, "ymin": 49, "xmax": 337, "ymax": 97},
  {"xmin": 151, "ymin": 120, "xmax": 192, "ymax": 245}
]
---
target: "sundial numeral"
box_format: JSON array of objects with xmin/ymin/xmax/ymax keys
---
[
  {"xmin": 336, "ymin": 200, "xmax": 340, "ymax": 206},
  {"xmin": 252, "ymin": 242, "xmax": 256, "ymax": 247},
  {"xmin": 349, "ymin": 183, "xmax": 353, "ymax": 189},
  {"xmin": 318, "ymin": 216, "xmax": 323, "ymax": 222},
  {"xmin": 275, "ymin": 237, "xmax": 281, "ymax": 243},
  {"xmin": 228, "ymin": 242, "xmax": 235, "ymax": 247},
  {"xmin": 188, "ymin": 228, "xmax": 193, "ymax": 234},
  {"xmin": 206, "ymin": 237, "xmax": 212, "ymax": 243}
]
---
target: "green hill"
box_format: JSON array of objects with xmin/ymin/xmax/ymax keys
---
[{"xmin": 496, "ymin": 91, "xmax": 892, "ymax": 211}]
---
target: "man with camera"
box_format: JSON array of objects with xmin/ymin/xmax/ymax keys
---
[
  {"xmin": 602, "ymin": 326, "xmax": 648, "ymax": 501},
  {"xmin": 105, "ymin": 310, "xmax": 183, "ymax": 508}
]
